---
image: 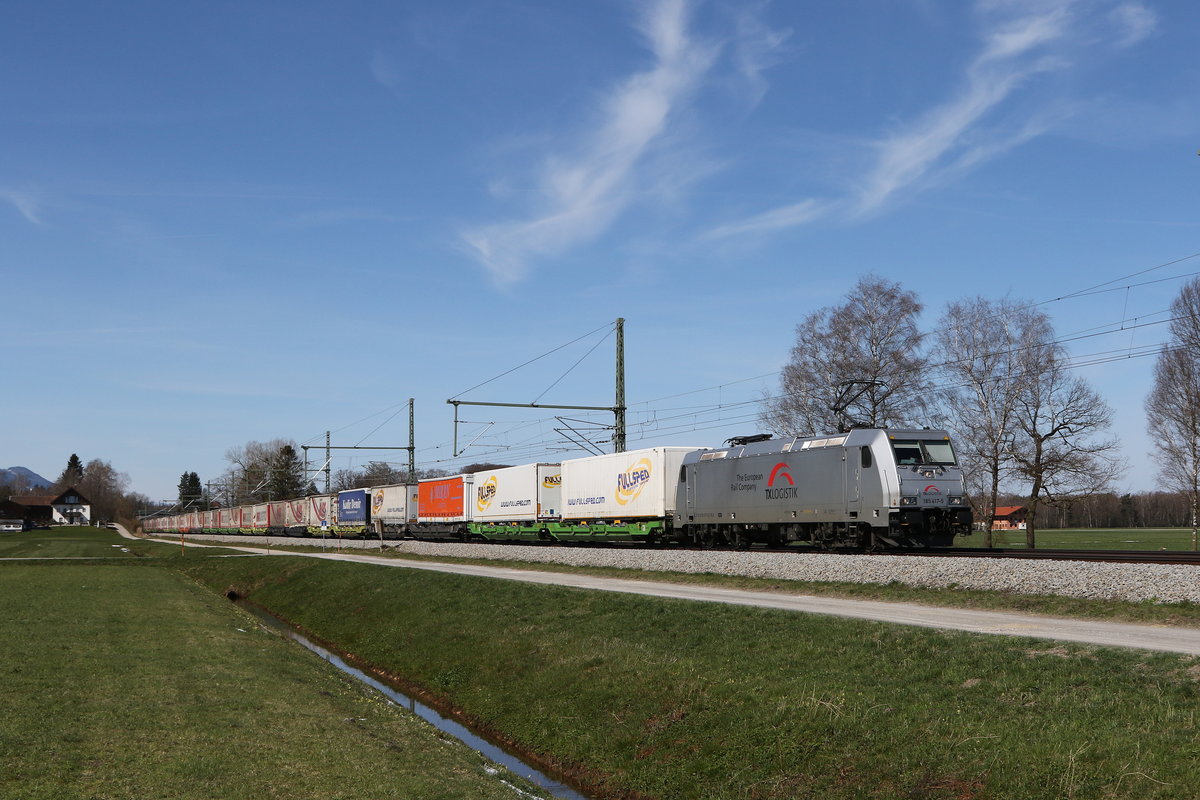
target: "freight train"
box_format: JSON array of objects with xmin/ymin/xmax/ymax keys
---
[{"xmin": 143, "ymin": 428, "xmax": 973, "ymax": 549}]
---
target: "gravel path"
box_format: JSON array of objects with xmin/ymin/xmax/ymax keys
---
[{"xmin": 172, "ymin": 534, "xmax": 1200, "ymax": 605}]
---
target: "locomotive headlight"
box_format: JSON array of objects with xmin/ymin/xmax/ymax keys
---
[
  {"xmin": 900, "ymin": 496, "xmax": 918, "ymax": 506},
  {"xmin": 948, "ymin": 496, "xmax": 964, "ymax": 506}
]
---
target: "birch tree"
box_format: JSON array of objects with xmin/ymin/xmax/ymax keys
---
[
  {"xmin": 1007, "ymin": 339, "xmax": 1125, "ymax": 548},
  {"xmin": 933, "ymin": 297, "xmax": 1052, "ymax": 546},
  {"xmin": 1146, "ymin": 278, "xmax": 1200, "ymax": 550},
  {"xmin": 762, "ymin": 275, "xmax": 929, "ymax": 435}
]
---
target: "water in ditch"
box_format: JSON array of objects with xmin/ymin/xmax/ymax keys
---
[{"xmin": 240, "ymin": 602, "xmax": 591, "ymax": 800}]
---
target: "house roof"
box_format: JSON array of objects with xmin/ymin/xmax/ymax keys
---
[
  {"xmin": 992, "ymin": 506, "xmax": 1027, "ymax": 517},
  {"xmin": 13, "ymin": 494, "xmax": 54, "ymax": 507},
  {"xmin": 12, "ymin": 487, "xmax": 91, "ymax": 507}
]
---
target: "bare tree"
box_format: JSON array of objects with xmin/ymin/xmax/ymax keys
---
[
  {"xmin": 77, "ymin": 458, "xmax": 131, "ymax": 522},
  {"xmin": 331, "ymin": 468, "xmax": 362, "ymax": 492},
  {"xmin": 1147, "ymin": 350, "xmax": 1200, "ymax": 549},
  {"xmin": 761, "ymin": 275, "xmax": 929, "ymax": 435},
  {"xmin": 222, "ymin": 438, "xmax": 298, "ymax": 505},
  {"xmin": 1145, "ymin": 277, "xmax": 1200, "ymax": 550},
  {"xmin": 331, "ymin": 462, "xmax": 450, "ymax": 492},
  {"xmin": 359, "ymin": 461, "xmax": 408, "ymax": 486},
  {"xmin": 1007, "ymin": 339, "xmax": 1125, "ymax": 548},
  {"xmin": 933, "ymin": 297, "xmax": 1053, "ymax": 546}
]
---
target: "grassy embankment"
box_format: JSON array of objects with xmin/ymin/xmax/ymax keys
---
[
  {"xmin": 193, "ymin": 535, "xmax": 1200, "ymax": 628},
  {"xmin": 0, "ymin": 528, "xmax": 550, "ymax": 800},
  {"xmin": 180, "ymin": 552, "xmax": 1200, "ymax": 800}
]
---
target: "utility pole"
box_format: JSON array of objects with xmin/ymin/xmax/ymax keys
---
[
  {"xmin": 614, "ymin": 317, "xmax": 626, "ymax": 452},
  {"xmin": 447, "ymin": 318, "xmax": 627, "ymax": 455},
  {"xmin": 301, "ymin": 404, "xmax": 417, "ymax": 490},
  {"xmin": 408, "ymin": 398, "xmax": 416, "ymax": 477}
]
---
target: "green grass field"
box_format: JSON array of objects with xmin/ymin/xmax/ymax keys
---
[
  {"xmin": 180, "ymin": 553, "xmax": 1200, "ymax": 800},
  {"xmin": 957, "ymin": 527, "xmax": 1200, "ymax": 550},
  {"xmin": 11, "ymin": 525, "xmax": 1200, "ymax": 798},
  {"xmin": 0, "ymin": 528, "xmax": 548, "ymax": 800},
  {"xmin": 0, "ymin": 526, "xmax": 146, "ymax": 558}
]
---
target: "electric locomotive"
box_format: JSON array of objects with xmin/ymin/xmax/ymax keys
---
[{"xmin": 675, "ymin": 429, "xmax": 972, "ymax": 549}]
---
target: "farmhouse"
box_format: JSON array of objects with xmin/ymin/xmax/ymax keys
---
[
  {"xmin": 990, "ymin": 505, "xmax": 1028, "ymax": 530},
  {"xmin": 12, "ymin": 488, "xmax": 93, "ymax": 526}
]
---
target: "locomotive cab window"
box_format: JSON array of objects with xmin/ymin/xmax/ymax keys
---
[
  {"xmin": 861, "ymin": 447, "xmax": 872, "ymax": 468},
  {"xmin": 891, "ymin": 439, "xmax": 957, "ymax": 466}
]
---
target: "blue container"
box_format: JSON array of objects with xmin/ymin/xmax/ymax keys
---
[{"xmin": 337, "ymin": 489, "xmax": 369, "ymax": 525}]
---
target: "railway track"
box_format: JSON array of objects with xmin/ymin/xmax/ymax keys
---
[{"xmin": 156, "ymin": 529, "xmax": 1200, "ymax": 567}]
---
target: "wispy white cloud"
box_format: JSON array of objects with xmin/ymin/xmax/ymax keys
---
[
  {"xmin": 730, "ymin": 2, "xmax": 793, "ymax": 108},
  {"xmin": 1108, "ymin": 2, "xmax": 1157, "ymax": 47},
  {"xmin": 463, "ymin": 0, "xmax": 724, "ymax": 284},
  {"xmin": 460, "ymin": 0, "xmax": 804, "ymax": 280},
  {"xmin": 850, "ymin": 18, "xmax": 1065, "ymax": 215},
  {"xmin": 704, "ymin": 199, "xmax": 829, "ymax": 240},
  {"xmin": 707, "ymin": 0, "xmax": 1155, "ymax": 240},
  {"xmin": 1, "ymin": 188, "xmax": 45, "ymax": 225},
  {"xmin": 847, "ymin": 1, "xmax": 1084, "ymax": 218}
]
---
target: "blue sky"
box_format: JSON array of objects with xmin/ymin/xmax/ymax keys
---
[{"xmin": 4, "ymin": 0, "xmax": 1197, "ymax": 501}]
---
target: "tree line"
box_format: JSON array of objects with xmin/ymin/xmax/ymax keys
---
[
  {"xmin": 1002, "ymin": 490, "xmax": 1198, "ymax": 530},
  {"xmin": 175, "ymin": 442, "xmax": 465, "ymax": 510},
  {"xmin": 760, "ymin": 274, "xmax": 1200, "ymax": 549},
  {"xmin": 176, "ymin": 439, "xmax": 316, "ymax": 509}
]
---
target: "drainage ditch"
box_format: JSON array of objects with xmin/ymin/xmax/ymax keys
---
[{"xmin": 232, "ymin": 597, "xmax": 592, "ymax": 800}]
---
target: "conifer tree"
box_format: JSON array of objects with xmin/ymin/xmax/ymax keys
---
[
  {"xmin": 56, "ymin": 454, "xmax": 84, "ymax": 489},
  {"xmin": 266, "ymin": 445, "xmax": 307, "ymax": 500},
  {"xmin": 178, "ymin": 472, "xmax": 203, "ymax": 509}
]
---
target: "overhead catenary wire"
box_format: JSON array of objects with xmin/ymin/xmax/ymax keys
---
[
  {"xmin": 1038, "ymin": 251, "xmax": 1200, "ymax": 305},
  {"xmin": 448, "ymin": 321, "xmax": 614, "ymax": 401},
  {"xmin": 301, "ymin": 248, "xmax": 1200, "ymax": 477}
]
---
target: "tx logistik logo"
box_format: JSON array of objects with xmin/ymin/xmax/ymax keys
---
[
  {"xmin": 765, "ymin": 462, "xmax": 798, "ymax": 500},
  {"xmin": 372, "ymin": 489, "xmax": 385, "ymax": 515},
  {"xmin": 923, "ymin": 485, "xmax": 941, "ymax": 494},
  {"xmin": 476, "ymin": 477, "xmax": 498, "ymax": 512},
  {"xmin": 615, "ymin": 458, "xmax": 653, "ymax": 505}
]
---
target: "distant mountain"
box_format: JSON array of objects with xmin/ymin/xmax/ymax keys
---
[{"xmin": 1, "ymin": 467, "xmax": 52, "ymax": 490}]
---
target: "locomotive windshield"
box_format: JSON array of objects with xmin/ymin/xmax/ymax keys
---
[{"xmin": 891, "ymin": 439, "xmax": 957, "ymax": 466}]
